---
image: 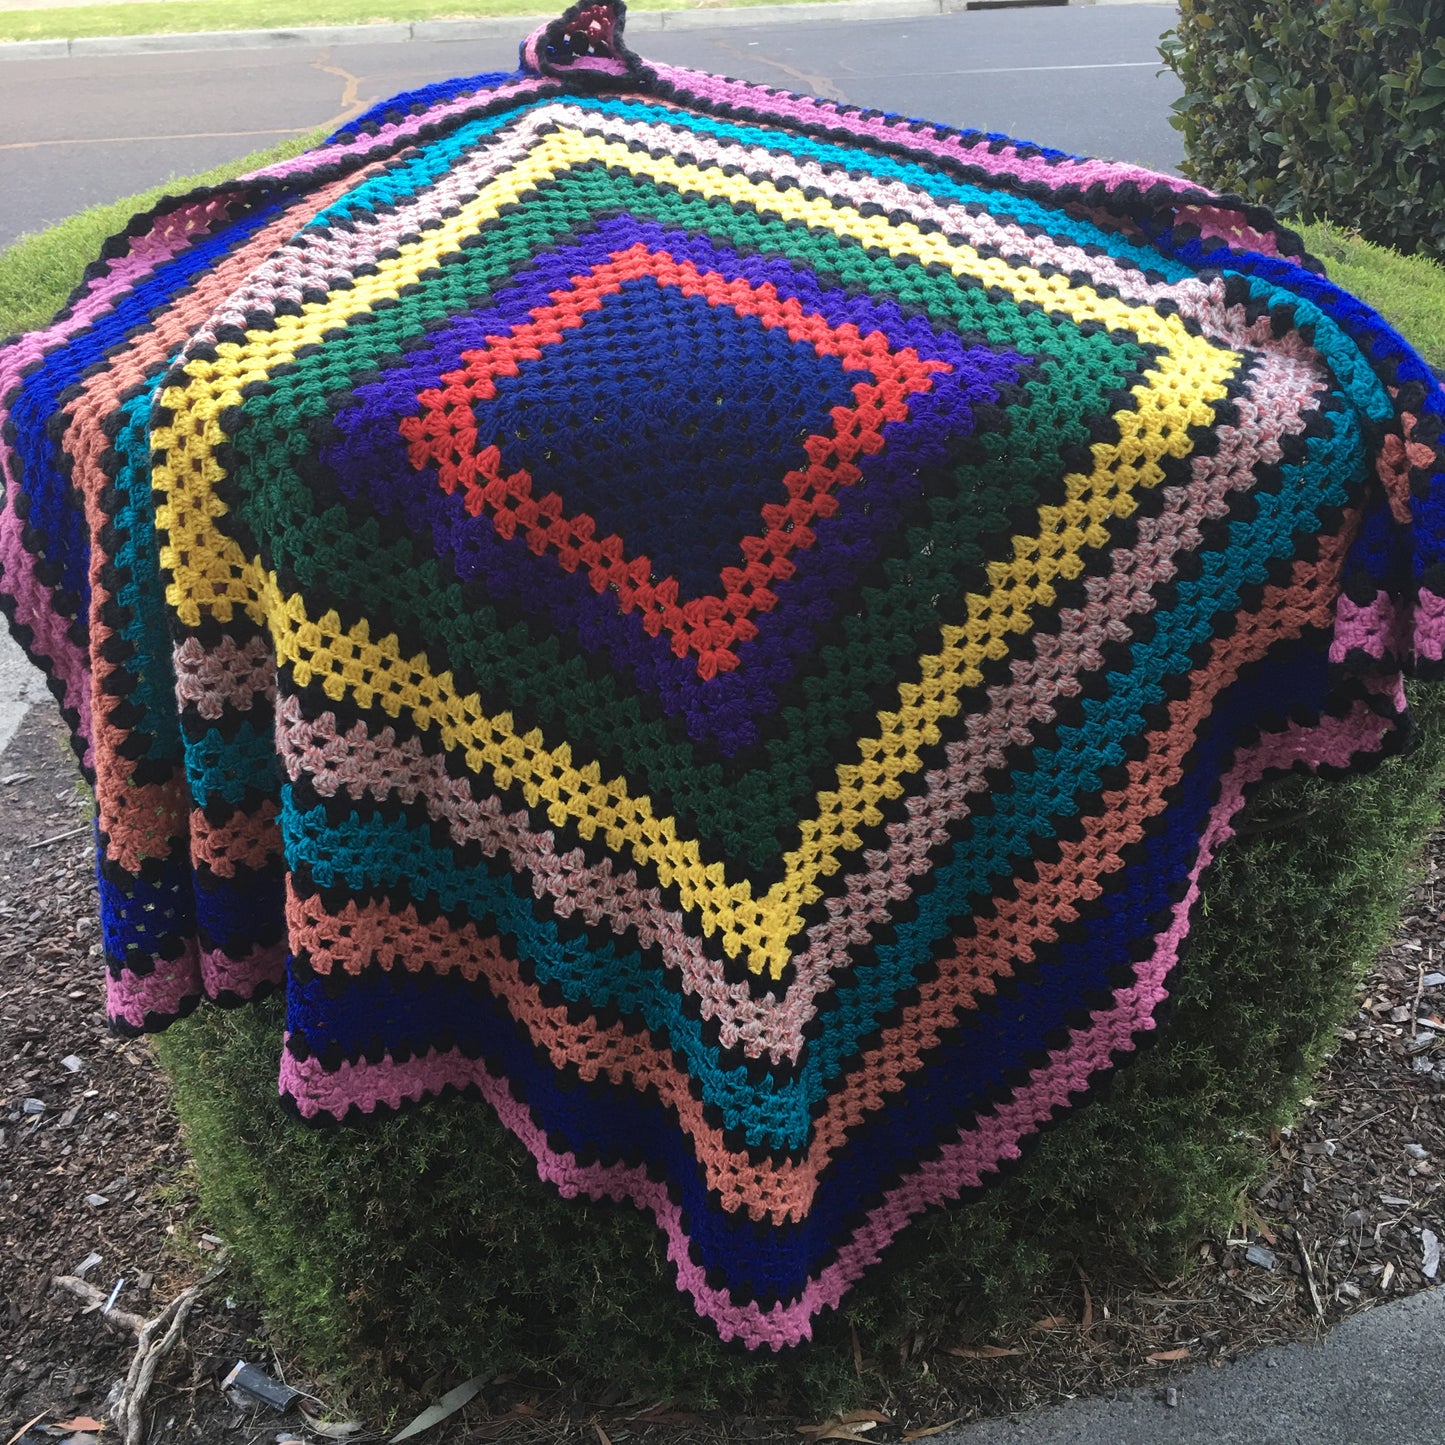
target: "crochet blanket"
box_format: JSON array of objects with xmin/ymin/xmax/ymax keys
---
[{"xmin": 4, "ymin": 0, "xmax": 1445, "ymax": 1350}]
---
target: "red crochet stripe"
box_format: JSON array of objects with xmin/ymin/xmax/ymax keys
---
[{"xmin": 399, "ymin": 242, "xmax": 949, "ymax": 678}]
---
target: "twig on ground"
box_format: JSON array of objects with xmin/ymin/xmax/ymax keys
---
[
  {"xmin": 117, "ymin": 1259, "xmax": 227, "ymax": 1445},
  {"xmin": 51, "ymin": 1274, "xmax": 148, "ymax": 1334},
  {"xmin": 1295, "ymin": 1237, "xmax": 1325, "ymax": 1322},
  {"xmin": 1412, "ymin": 946, "xmax": 1429, "ymax": 1040}
]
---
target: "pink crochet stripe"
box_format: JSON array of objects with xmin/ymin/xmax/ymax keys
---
[
  {"xmin": 648, "ymin": 61, "xmax": 1200, "ymax": 201},
  {"xmin": 1173, "ymin": 204, "xmax": 1283, "ymax": 259},
  {"xmin": 0, "ymin": 521, "xmax": 93, "ymax": 767},
  {"xmin": 278, "ymin": 697, "xmax": 1394, "ymax": 1348},
  {"xmin": 1331, "ymin": 591, "xmax": 1405, "ymax": 664},
  {"xmin": 201, "ymin": 939, "xmax": 287, "ymax": 999},
  {"xmin": 107, "ymin": 946, "xmax": 202, "ymax": 1028},
  {"xmin": 107, "ymin": 938, "xmax": 284, "ymax": 1028},
  {"xmin": 0, "ymin": 200, "xmax": 225, "ymax": 379},
  {"xmin": 243, "ymin": 77, "xmax": 556, "ymax": 184},
  {"xmin": 1412, "ymin": 589, "xmax": 1445, "ymax": 664}
]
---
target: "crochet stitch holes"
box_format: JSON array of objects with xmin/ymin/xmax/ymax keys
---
[
  {"xmin": 4, "ymin": 0, "xmax": 1445, "ymax": 1351},
  {"xmin": 398, "ymin": 246, "xmax": 955, "ymax": 677}
]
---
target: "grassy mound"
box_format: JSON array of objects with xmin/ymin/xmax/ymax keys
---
[{"xmin": 5, "ymin": 148, "xmax": 1444, "ymax": 1411}]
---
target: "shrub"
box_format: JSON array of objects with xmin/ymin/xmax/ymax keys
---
[{"xmin": 1161, "ymin": 0, "xmax": 1445, "ymax": 261}]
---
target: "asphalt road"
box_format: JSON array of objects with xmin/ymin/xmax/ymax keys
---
[
  {"xmin": 949, "ymin": 1285, "xmax": 1445, "ymax": 1445},
  {"xmin": 0, "ymin": 3, "xmax": 1183, "ymax": 249}
]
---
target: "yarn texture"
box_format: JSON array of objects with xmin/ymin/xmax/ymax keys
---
[{"xmin": 4, "ymin": 0, "xmax": 1445, "ymax": 1350}]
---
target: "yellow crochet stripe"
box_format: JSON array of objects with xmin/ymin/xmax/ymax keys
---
[{"xmin": 152, "ymin": 121, "xmax": 1242, "ymax": 976}]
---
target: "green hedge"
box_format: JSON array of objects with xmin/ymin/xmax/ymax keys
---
[
  {"xmin": 1161, "ymin": 0, "xmax": 1445, "ymax": 261},
  {"xmin": 152, "ymin": 686, "xmax": 1445, "ymax": 1410}
]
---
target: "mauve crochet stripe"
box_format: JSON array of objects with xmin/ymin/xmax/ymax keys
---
[
  {"xmin": 200, "ymin": 100, "xmax": 1215, "ymax": 347},
  {"xmin": 645, "ymin": 60, "xmax": 1199, "ymax": 201},
  {"xmin": 276, "ymin": 524, "xmax": 1359, "ymax": 1226},
  {"xmin": 277, "ymin": 344, "xmax": 1321, "ymax": 1070}
]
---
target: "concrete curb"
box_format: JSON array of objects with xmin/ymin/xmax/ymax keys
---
[{"xmin": 0, "ymin": 0, "xmax": 1161, "ymax": 61}]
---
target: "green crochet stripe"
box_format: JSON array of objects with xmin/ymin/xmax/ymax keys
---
[
  {"xmin": 222, "ymin": 166, "xmax": 1152, "ymax": 869},
  {"xmin": 109, "ymin": 379, "xmax": 185, "ymax": 763},
  {"xmin": 273, "ymin": 392, "xmax": 1367, "ymax": 1152}
]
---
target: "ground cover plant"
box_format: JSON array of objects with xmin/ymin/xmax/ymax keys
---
[
  {"xmin": 4, "ymin": 146, "xmax": 1445, "ymax": 1420},
  {"xmin": 0, "ymin": 0, "xmax": 835, "ymax": 47}
]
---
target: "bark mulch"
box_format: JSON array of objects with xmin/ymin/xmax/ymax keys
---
[{"xmin": 2, "ymin": 708, "xmax": 1441, "ymax": 1445}]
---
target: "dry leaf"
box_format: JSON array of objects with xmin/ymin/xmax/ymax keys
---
[
  {"xmin": 1030, "ymin": 1315, "xmax": 1070, "ymax": 1332},
  {"xmin": 1147, "ymin": 1348, "xmax": 1191, "ymax": 1363},
  {"xmin": 5, "ymin": 1414, "xmax": 48, "ymax": 1445},
  {"xmin": 594, "ymin": 1424, "xmax": 613, "ymax": 1445},
  {"xmin": 901, "ymin": 1424, "xmax": 959, "ymax": 1441},
  {"xmin": 1238, "ymin": 1197, "xmax": 1278, "ymax": 1246},
  {"xmin": 54, "ymin": 1422, "xmax": 106, "ymax": 1435},
  {"xmin": 798, "ymin": 1412, "xmax": 888, "ymax": 1442},
  {"xmin": 945, "ymin": 1344, "xmax": 1022, "ymax": 1359},
  {"xmin": 389, "ymin": 1373, "xmax": 488, "ymax": 1442},
  {"xmin": 305, "ymin": 1421, "xmax": 365, "ymax": 1441}
]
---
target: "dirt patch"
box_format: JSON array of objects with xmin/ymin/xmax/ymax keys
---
[{"xmin": 1, "ymin": 705, "xmax": 1442, "ymax": 1444}]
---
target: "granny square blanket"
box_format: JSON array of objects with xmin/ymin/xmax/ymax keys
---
[{"xmin": 4, "ymin": 0, "xmax": 1445, "ymax": 1350}]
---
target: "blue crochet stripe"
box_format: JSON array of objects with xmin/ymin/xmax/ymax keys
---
[
  {"xmin": 6, "ymin": 201, "xmax": 284, "ymax": 621},
  {"xmin": 184, "ymin": 718, "xmax": 280, "ymax": 809},
  {"xmin": 99, "ymin": 859, "xmax": 194, "ymax": 962},
  {"xmin": 280, "ymin": 394, "xmax": 1366, "ymax": 1151},
  {"xmin": 99, "ymin": 855, "xmax": 281, "ymax": 969},
  {"xmin": 284, "ymin": 637, "xmax": 1347, "ymax": 1303},
  {"xmin": 326, "ymin": 71, "xmax": 522, "ymax": 140}
]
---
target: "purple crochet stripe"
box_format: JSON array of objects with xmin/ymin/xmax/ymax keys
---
[
  {"xmin": 255, "ymin": 76, "xmax": 560, "ymax": 183},
  {"xmin": 323, "ymin": 217, "xmax": 1032, "ymax": 755}
]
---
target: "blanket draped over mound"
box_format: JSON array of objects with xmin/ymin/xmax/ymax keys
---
[{"xmin": 4, "ymin": 0, "xmax": 1445, "ymax": 1349}]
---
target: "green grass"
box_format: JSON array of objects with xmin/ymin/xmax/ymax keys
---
[
  {"xmin": 0, "ymin": 0, "xmax": 846, "ymax": 46},
  {"xmin": 5, "ymin": 138, "xmax": 1445, "ymax": 1414},
  {"xmin": 0, "ymin": 132, "xmax": 323, "ymax": 337},
  {"xmin": 1299, "ymin": 220, "xmax": 1445, "ymax": 374}
]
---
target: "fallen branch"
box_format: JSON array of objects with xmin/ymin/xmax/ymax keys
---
[
  {"xmin": 51, "ymin": 1274, "xmax": 148, "ymax": 1334},
  {"xmin": 118, "ymin": 1260, "xmax": 227, "ymax": 1445},
  {"xmin": 1296, "ymin": 1236, "xmax": 1326, "ymax": 1322}
]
